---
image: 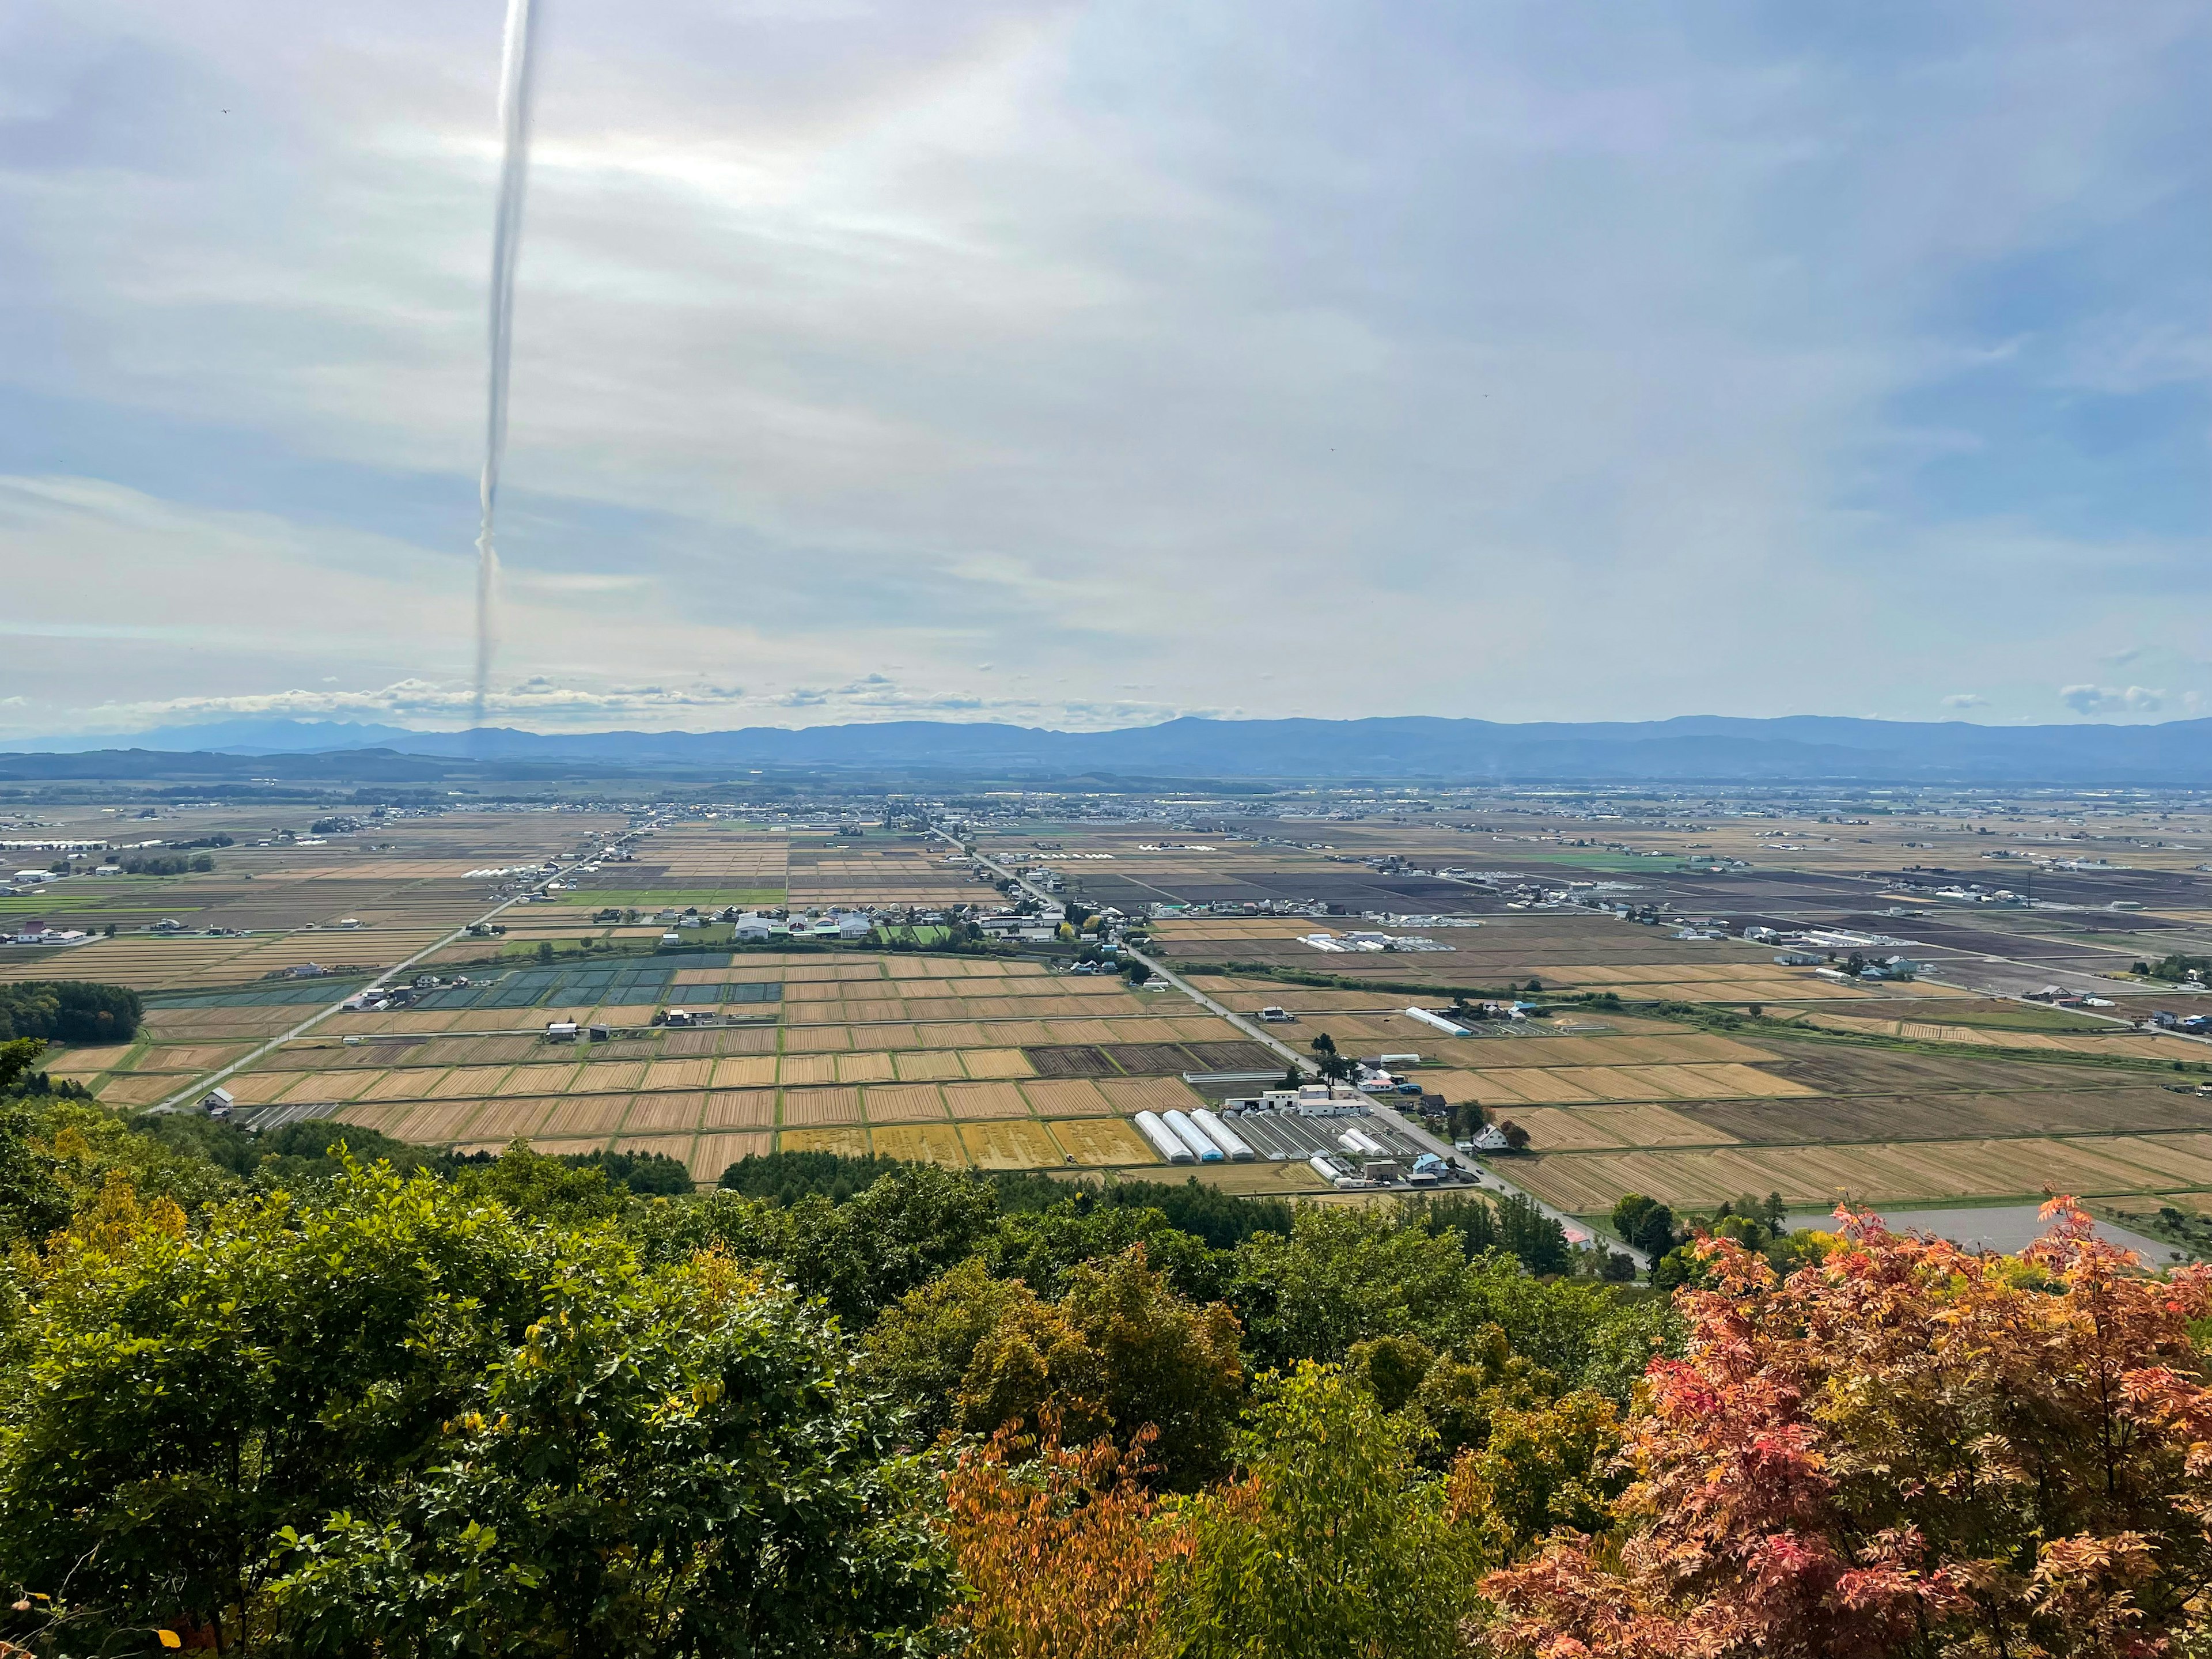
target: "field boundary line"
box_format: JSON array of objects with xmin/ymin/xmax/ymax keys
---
[{"xmin": 149, "ymin": 895, "xmax": 529, "ymax": 1116}]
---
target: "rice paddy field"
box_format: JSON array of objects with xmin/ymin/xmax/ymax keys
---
[
  {"xmin": 74, "ymin": 949, "xmax": 1274, "ymax": 1183},
  {"xmin": 530, "ymin": 822, "xmax": 990, "ymax": 914},
  {"xmin": 1147, "ymin": 911, "xmax": 1902, "ymax": 1002},
  {"xmin": 14, "ymin": 790, "xmax": 2212, "ymax": 1209}
]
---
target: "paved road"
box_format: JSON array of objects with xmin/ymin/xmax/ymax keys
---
[
  {"xmin": 937, "ymin": 825, "xmax": 1644, "ymax": 1265},
  {"xmin": 153, "ymin": 892, "xmax": 529, "ymax": 1114}
]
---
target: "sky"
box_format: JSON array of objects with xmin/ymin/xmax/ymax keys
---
[{"xmin": 2, "ymin": 0, "xmax": 2207, "ymax": 737}]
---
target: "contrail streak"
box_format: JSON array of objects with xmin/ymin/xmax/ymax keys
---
[{"xmin": 472, "ymin": 0, "xmax": 540, "ymax": 737}]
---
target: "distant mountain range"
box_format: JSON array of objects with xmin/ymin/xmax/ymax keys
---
[{"xmin": 3, "ymin": 714, "xmax": 2209, "ymax": 785}]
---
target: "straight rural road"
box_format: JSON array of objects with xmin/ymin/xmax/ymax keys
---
[
  {"xmin": 153, "ymin": 891, "xmax": 529, "ymax": 1115},
  {"xmin": 935, "ymin": 826, "xmax": 1642, "ymax": 1266}
]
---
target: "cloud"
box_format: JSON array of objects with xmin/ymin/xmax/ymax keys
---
[
  {"xmin": 505, "ymin": 571, "xmax": 656, "ymax": 596},
  {"xmin": 103, "ymin": 678, "xmax": 753, "ymax": 725},
  {"xmin": 1940, "ymin": 693, "xmax": 1987, "ymax": 709},
  {"xmin": 1, "ymin": 2, "xmax": 2207, "ymax": 732},
  {"xmin": 2059, "ymin": 684, "xmax": 2168, "ymax": 716}
]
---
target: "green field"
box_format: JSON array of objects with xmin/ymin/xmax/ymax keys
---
[{"xmin": 0, "ymin": 889, "xmax": 194, "ymax": 915}]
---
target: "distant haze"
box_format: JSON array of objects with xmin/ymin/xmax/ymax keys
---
[{"xmin": 12, "ymin": 713, "xmax": 2212, "ymax": 785}]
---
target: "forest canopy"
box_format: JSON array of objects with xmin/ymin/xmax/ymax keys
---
[{"xmin": 1, "ymin": 1036, "xmax": 2207, "ymax": 1658}]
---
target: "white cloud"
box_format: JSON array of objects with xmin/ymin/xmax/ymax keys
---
[
  {"xmin": 1940, "ymin": 693, "xmax": 1987, "ymax": 709},
  {"xmin": 0, "ymin": 1, "xmax": 2206, "ymax": 731},
  {"xmin": 2059, "ymin": 683, "xmax": 2169, "ymax": 717}
]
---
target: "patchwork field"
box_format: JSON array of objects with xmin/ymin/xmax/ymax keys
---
[
  {"xmin": 25, "ymin": 794, "xmax": 2212, "ymax": 1213},
  {"xmin": 1514, "ymin": 1133, "xmax": 2212, "ymax": 1215},
  {"xmin": 97, "ymin": 946, "xmax": 1279, "ymax": 1183}
]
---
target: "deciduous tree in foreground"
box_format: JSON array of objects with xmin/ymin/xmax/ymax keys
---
[
  {"xmin": 940, "ymin": 1421, "xmax": 1188, "ymax": 1659},
  {"xmin": 1484, "ymin": 1198, "xmax": 2212, "ymax": 1658}
]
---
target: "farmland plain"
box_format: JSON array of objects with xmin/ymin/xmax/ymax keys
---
[{"xmin": 13, "ymin": 793, "xmax": 2212, "ymax": 1207}]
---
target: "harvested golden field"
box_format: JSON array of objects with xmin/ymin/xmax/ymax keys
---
[
  {"xmin": 891, "ymin": 1050, "xmax": 965, "ymax": 1081},
  {"xmin": 41, "ymin": 1043, "xmax": 137, "ymax": 1078},
  {"xmin": 1021, "ymin": 1079, "xmax": 1113, "ymax": 1116},
  {"xmin": 1808, "ymin": 1013, "xmax": 2210, "ymax": 1060},
  {"xmin": 959, "ymin": 1118, "xmax": 1065, "ymax": 1170},
  {"xmin": 388, "ymin": 1102, "xmax": 480, "ymax": 1141},
  {"xmin": 864, "ymin": 1084, "xmax": 950, "ymax": 1123},
  {"xmin": 701, "ymin": 1090, "xmax": 775, "ymax": 1129},
  {"xmin": 870, "ymin": 1124, "xmax": 969, "ymax": 1168},
  {"xmin": 540, "ymin": 1094, "xmax": 631, "ymax": 1137},
  {"xmin": 957, "ymin": 1047, "xmax": 1035, "ymax": 1078},
  {"xmin": 782, "ymin": 1088, "xmax": 863, "ymax": 1126},
  {"xmin": 465, "ymin": 1097, "xmax": 557, "ymax": 1138},
  {"xmin": 1513, "ymin": 1132, "xmax": 2212, "ymax": 1215},
  {"xmin": 641, "ymin": 1058, "xmax": 713, "ymax": 1091},
  {"xmin": 95, "ymin": 1073, "xmax": 187, "ymax": 1107},
  {"xmin": 622, "ymin": 1093, "xmax": 705, "ymax": 1134},
  {"xmin": 1510, "ymin": 1103, "xmax": 1732, "ymax": 1152},
  {"xmin": 1097, "ymin": 1076, "xmax": 1209, "ymax": 1115},
  {"xmin": 830, "ymin": 1051, "xmax": 896, "ymax": 1084},
  {"xmin": 775, "ymin": 1054, "xmax": 839, "ymax": 1087},
  {"xmin": 779, "ymin": 1127, "xmax": 869, "ymax": 1157},
  {"xmin": 944, "ymin": 1081, "xmax": 1031, "ymax": 1120},
  {"xmin": 1467, "ymin": 1062, "xmax": 1816, "ymax": 1104},
  {"xmin": 1046, "ymin": 1117, "xmax": 1158, "ymax": 1166}
]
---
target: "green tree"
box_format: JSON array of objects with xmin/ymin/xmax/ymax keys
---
[
  {"xmin": 1165, "ymin": 1362, "xmax": 1483, "ymax": 1659},
  {"xmin": 1345, "ymin": 1332, "xmax": 1437, "ymax": 1414},
  {"xmin": 1059, "ymin": 1246, "xmax": 1244, "ymax": 1487},
  {"xmin": 1445, "ymin": 1388, "xmax": 1623, "ymax": 1560},
  {"xmin": 1610, "ymin": 1192, "xmax": 1677, "ymax": 1260},
  {"xmin": 1495, "ymin": 1191, "xmax": 1569, "ymax": 1275},
  {"xmin": 983, "ymin": 1198, "xmax": 1226, "ymax": 1301},
  {"xmin": 862, "ymin": 1247, "xmax": 1243, "ymax": 1488},
  {"xmin": 642, "ymin": 1163, "xmax": 998, "ymax": 1324},
  {"xmin": 0, "ymin": 1162, "xmax": 949, "ymax": 1656},
  {"xmin": 0, "ymin": 980, "xmax": 143, "ymax": 1045},
  {"xmin": 0, "ymin": 1164, "xmax": 563, "ymax": 1645},
  {"xmin": 0, "ymin": 1040, "xmax": 72, "ymax": 1242},
  {"xmin": 1228, "ymin": 1205, "xmax": 1474, "ymax": 1366},
  {"xmin": 1405, "ymin": 1324, "xmax": 1558, "ymax": 1463},
  {"xmin": 264, "ymin": 1249, "xmax": 948, "ymax": 1658},
  {"xmin": 859, "ymin": 1257, "xmax": 1062, "ymax": 1442}
]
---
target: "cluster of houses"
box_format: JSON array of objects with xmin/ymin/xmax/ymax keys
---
[{"xmin": 2146, "ymin": 1010, "xmax": 2211, "ymax": 1033}]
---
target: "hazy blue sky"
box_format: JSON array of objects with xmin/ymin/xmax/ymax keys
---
[{"xmin": 2, "ymin": 0, "xmax": 2206, "ymax": 734}]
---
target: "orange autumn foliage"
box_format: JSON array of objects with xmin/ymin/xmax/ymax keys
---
[
  {"xmin": 1485, "ymin": 1198, "xmax": 2212, "ymax": 1659},
  {"xmin": 940, "ymin": 1418, "xmax": 1190, "ymax": 1659}
]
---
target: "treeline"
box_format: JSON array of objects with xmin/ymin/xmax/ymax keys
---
[
  {"xmin": 0, "ymin": 980, "xmax": 142, "ymax": 1045},
  {"xmin": 2139, "ymin": 952, "xmax": 2211, "ymax": 983},
  {"xmin": 3, "ymin": 1035, "xmax": 2212, "ymax": 1657},
  {"xmin": 116, "ymin": 853, "xmax": 214, "ymax": 876}
]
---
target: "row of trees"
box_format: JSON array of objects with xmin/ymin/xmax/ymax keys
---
[
  {"xmin": 8, "ymin": 1035, "xmax": 2212, "ymax": 1655},
  {"xmin": 116, "ymin": 853, "xmax": 215, "ymax": 876}
]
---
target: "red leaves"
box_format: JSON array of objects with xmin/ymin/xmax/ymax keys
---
[{"xmin": 1486, "ymin": 1199, "xmax": 2212, "ymax": 1657}]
